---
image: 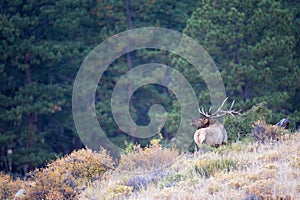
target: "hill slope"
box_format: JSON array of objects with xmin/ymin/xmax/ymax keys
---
[
  {"xmin": 1, "ymin": 132, "xmax": 299, "ymax": 200},
  {"xmin": 81, "ymin": 133, "xmax": 300, "ymax": 200}
]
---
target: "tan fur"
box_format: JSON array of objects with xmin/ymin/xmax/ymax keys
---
[
  {"xmin": 192, "ymin": 98, "xmax": 239, "ymax": 150},
  {"xmin": 194, "ymin": 120, "xmax": 227, "ymax": 148}
]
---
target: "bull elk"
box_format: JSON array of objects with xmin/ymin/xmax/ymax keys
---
[{"xmin": 191, "ymin": 98, "xmax": 240, "ymax": 151}]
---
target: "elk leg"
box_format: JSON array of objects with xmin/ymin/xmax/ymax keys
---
[{"xmin": 195, "ymin": 143, "xmax": 199, "ymax": 152}]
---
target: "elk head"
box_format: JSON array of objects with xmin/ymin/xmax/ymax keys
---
[
  {"xmin": 191, "ymin": 97, "xmax": 241, "ymax": 129},
  {"xmin": 191, "ymin": 118, "xmax": 210, "ymax": 129}
]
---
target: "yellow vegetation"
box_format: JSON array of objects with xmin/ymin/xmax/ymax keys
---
[{"xmin": 1, "ymin": 130, "xmax": 300, "ymax": 200}]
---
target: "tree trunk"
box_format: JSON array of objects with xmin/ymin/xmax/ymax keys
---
[
  {"xmin": 242, "ymin": 81, "xmax": 249, "ymax": 102},
  {"xmin": 24, "ymin": 53, "xmax": 37, "ymax": 147}
]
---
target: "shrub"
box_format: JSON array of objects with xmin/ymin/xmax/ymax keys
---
[
  {"xmin": 225, "ymin": 102, "xmax": 272, "ymax": 142},
  {"xmin": 118, "ymin": 136, "xmax": 178, "ymax": 173},
  {"xmin": 289, "ymin": 154, "xmax": 300, "ymax": 168},
  {"xmin": 250, "ymin": 120, "xmax": 291, "ymax": 143},
  {"xmin": 194, "ymin": 158, "xmax": 237, "ymax": 178},
  {"xmin": 106, "ymin": 185, "xmax": 133, "ymax": 199},
  {"xmin": 0, "ymin": 172, "xmax": 26, "ymax": 200},
  {"xmin": 244, "ymin": 179, "xmax": 292, "ymax": 200},
  {"xmin": 196, "ymin": 144, "xmax": 214, "ymax": 154},
  {"xmin": 27, "ymin": 148, "xmax": 114, "ymax": 200},
  {"xmin": 159, "ymin": 173, "xmax": 185, "ymax": 189}
]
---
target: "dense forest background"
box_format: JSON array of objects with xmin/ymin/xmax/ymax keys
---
[{"xmin": 0, "ymin": 0, "xmax": 299, "ymax": 175}]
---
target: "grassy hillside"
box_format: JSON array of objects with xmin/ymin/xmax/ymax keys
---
[
  {"xmin": 81, "ymin": 133, "xmax": 300, "ymax": 200},
  {"xmin": 1, "ymin": 130, "xmax": 299, "ymax": 200}
]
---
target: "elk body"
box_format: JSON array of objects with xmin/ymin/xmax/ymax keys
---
[
  {"xmin": 191, "ymin": 98, "xmax": 240, "ymax": 151},
  {"xmin": 192, "ymin": 119, "xmax": 227, "ymax": 149}
]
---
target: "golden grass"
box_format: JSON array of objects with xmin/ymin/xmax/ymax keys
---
[
  {"xmin": 80, "ymin": 132, "xmax": 300, "ymax": 200},
  {"xmin": 1, "ymin": 131, "xmax": 299, "ymax": 199},
  {"xmin": 117, "ymin": 139, "xmax": 178, "ymax": 173}
]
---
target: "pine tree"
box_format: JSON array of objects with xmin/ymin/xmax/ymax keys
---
[
  {"xmin": 0, "ymin": 0, "xmax": 98, "ymax": 174},
  {"xmin": 93, "ymin": 0, "xmax": 202, "ymax": 145},
  {"xmin": 177, "ymin": 0, "xmax": 299, "ymax": 120}
]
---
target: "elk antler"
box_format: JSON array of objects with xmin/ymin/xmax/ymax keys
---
[{"xmin": 198, "ymin": 97, "xmax": 241, "ymax": 119}]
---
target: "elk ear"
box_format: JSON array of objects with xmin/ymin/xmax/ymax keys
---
[{"xmin": 204, "ymin": 118, "xmax": 210, "ymax": 126}]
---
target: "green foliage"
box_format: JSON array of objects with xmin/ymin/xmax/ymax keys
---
[
  {"xmin": 194, "ymin": 158, "xmax": 237, "ymax": 178},
  {"xmin": 0, "ymin": 0, "xmax": 98, "ymax": 174},
  {"xmin": 93, "ymin": 0, "xmax": 202, "ymax": 147},
  {"xmin": 287, "ymin": 109, "xmax": 300, "ymax": 131},
  {"xmin": 10, "ymin": 146, "xmax": 56, "ymax": 170},
  {"xmin": 224, "ymin": 102, "xmax": 272, "ymax": 142},
  {"xmin": 196, "ymin": 143, "xmax": 215, "ymax": 154},
  {"xmin": 159, "ymin": 173, "xmax": 185, "ymax": 189},
  {"xmin": 181, "ymin": 0, "xmax": 300, "ymax": 119}
]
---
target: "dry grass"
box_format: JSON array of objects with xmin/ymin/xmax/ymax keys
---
[
  {"xmin": 117, "ymin": 138, "xmax": 178, "ymax": 173},
  {"xmin": 1, "ymin": 131, "xmax": 299, "ymax": 200},
  {"xmin": 81, "ymin": 132, "xmax": 300, "ymax": 200}
]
